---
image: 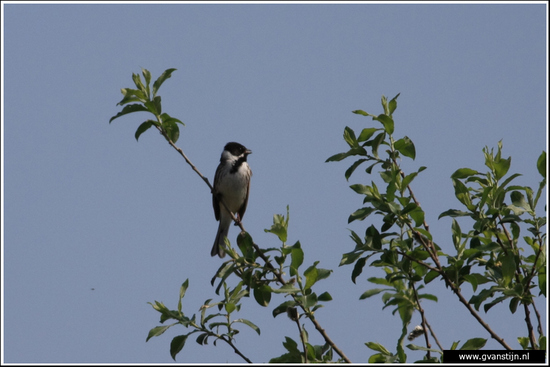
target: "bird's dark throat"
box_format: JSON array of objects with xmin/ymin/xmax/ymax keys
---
[{"xmin": 230, "ymin": 156, "xmax": 248, "ymax": 174}]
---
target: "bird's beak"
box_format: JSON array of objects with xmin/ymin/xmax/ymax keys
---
[{"xmin": 246, "ymin": 149, "xmax": 252, "ymax": 155}]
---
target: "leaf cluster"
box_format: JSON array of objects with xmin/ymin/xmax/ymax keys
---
[
  {"xmin": 147, "ymin": 206, "xmax": 336, "ymax": 362},
  {"xmin": 327, "ymin": 93, "xmax": 546, "ymax": 360},
  {"xmin": 110, "ymin": 68, "xmax": 184, "ymax": 143}
]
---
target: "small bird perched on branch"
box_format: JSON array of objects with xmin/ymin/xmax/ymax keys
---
[{"xmin": 211, "ymin": 142, "xmax": 252, "ymax": 257}]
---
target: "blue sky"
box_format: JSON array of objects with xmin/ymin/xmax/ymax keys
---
[{"xmin": 2, "ymin": 2, "xmax": 547, "ymax": 364}]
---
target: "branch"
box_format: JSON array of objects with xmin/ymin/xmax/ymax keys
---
[
  {"xmin": 410, "ymin": 280, "xmax": 431, "ymax": 360},
  {"xmin": 219, "ymin": 335, "xmax": 253, "ymax": 363},
  {"xmin": 399, "ymin": 228, "xmax": 513, "ymax": 350},
  {"xmin": 424, "ymin": 318, "xmax": 445, "ymax": 352},
  {"xmin": 288, "ymin": 308, "xmax": 308, "ymax": 363},
  {"xmin": 155, "ymin": 126, "xmax": 213, "ymax": 190}
]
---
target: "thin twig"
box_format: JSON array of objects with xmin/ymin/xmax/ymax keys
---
[
  {"xmin": 424, "ymin": 318, "xmax": 445, "ymax": 352},
  {"xmin": 220, "ymin": 335, "xmax": 253, "ymax": 363},
  {"xmin": 291, "ymin": 310, "xmax": 309, "ymax": 363},
  {"xmin": 155, "ymin": 126, "xmax": 214, "ymax": 190},
  {"xmin": 410, "ymin": 280, "xmax": 431, "ymax": 360}
]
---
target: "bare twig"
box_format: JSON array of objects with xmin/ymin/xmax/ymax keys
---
[
  {"xmin": 220, "ymin": 335, "xmax": 253, "ymax": 363},
  {"xmin": 424, "ymin": 318, "xmax": 445, "ymax": 352},
  {"xmin": 410, "ymin": 280, "xmax": 431, "ymax": 360}
]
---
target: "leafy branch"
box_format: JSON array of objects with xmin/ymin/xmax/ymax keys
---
[
  {"xmin": 110, "ymin": 68, "xmax": 349, "ymax": 363},
  {"xmin": 328, "ymin": 94, "xmax": 546, "ymax": 361}
]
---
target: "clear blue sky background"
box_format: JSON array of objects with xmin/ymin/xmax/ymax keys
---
[{"xmin": 2, "ymin": 2, "xmax": 547, "ymax": 364}]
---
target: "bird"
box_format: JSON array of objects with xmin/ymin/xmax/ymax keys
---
[{"xmin": 211, "ymin": 142, "xmax": 252, "ymax": 257}]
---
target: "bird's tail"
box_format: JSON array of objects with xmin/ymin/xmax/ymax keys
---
[{"xmin": 211, "ymin": 220, "xmax": 230, "ymax": 258}]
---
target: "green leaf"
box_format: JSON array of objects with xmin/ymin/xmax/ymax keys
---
[
  {"xmin": 152, "ymin": 68, "xmax": 177, "ymax": 97},
  {"xmin": 162, "ymin": 120, "xmax": 180, "ymax": 143},
  {"xmin": 272, "ymin": 284, "xmax": 301, "ymax": 294},
  {"xmin": 370, "ymin": 132, "xmax": 386, "ymax": 159},
  {"xmin": 135, "ymin": 121, "xmax": 154, "ymax": 141},
  {"xmin": 501, "ymin": 253, "xmax": 516, "ymax": 287},
  {"xmin": 195, "ymin": 333, "xmax": 208, "ymax": 345},
  {"xmin": 459, "ymin": 338, "xmax": 487, "ymax": 350},
  {"xmin": 170, "ymin": 334, "xmax": 188, "ymax": 361},
  {"xmin": 537, "ymin": 151, "xmax": 546, "ymax": 178},
  {"xmin": 352, "ymin": 257, "xmax": 367, "ymax": 283},
  {"xmin": 538, "ymin": 268, "xmax": 546, "ymax": 297},
  {"xmin": 235, "ymin": 231, "xmax": 254, "ymax": 259},
  {"xmin": 400, "ymin": 202, "xmax": 418, "ymax": 215},
  {"xmin": 109, "ymin": 103, "xmax": 149, "ymax": 123},
  {"xmin": 365, "ymin": 341, "xmax": 392, "ymax": 355},
  {"xmin": 264, "ymin": 207, "xmax": 289, "ymax": 243},
  {"xmin": 142, "ymin": 68, "xmax": 151, "ymax": 92},
  {"xmin": 348, "ymin": 207, "xmax": 376, "ymax": 223},
  {"xmin": 325, "ymin": 147, "xmax": 368, "ymax": 162},
  {"xmin": 409, "ymin": 206, "xmax": 425, "ymax": 227},
  {"xmin": 304, "ymin": 262, "xmax": 331, "ymax": 289},
  {"xmin": 345, "ymin": 159, "xmax": 368, "ymax": 180},
  {"xmin": 406, "ymin": 344, "xmax": 442, "ymax": 355},
  {"xmin": 290, "ymin": 242, "xmax": 304, "ymax": 276},
  {"xmin": 394, "ymin": 136, "xmax": 416, "ymax": 159},
  {"xmin": 424, "ymin": 270, "xmax": 439, "ymax": 284},
  {"xmin": 388, "ymin": 93, "xmax": 400, "ymax": 115},
  {"xmin": 510, "ymin": 191, "xmax": 532, "ymax": 213},
  {"xmin": 358, "ymin": 127, "xmax": 379, "ymax": 142},
  {"xmin": 452, "ymin": 178, "xmax": 473, "ymax": 208},
  {"xmin": 325, "ymin": 152, "xmax": 347, "ymax": 162},
  {"xmin": 272, "ymin": 300, "xmax": 298, "ymax": 318},
  {"xmin": 340, "ymin": 251, "xmax": 362, "ymax": 266},
  {"xmin": 376, "ymin": 114, "xmax": 394, "ymax": 134},
  {"xmin": 283, "ymin": 336, "xmax": 300, "ymax": 354},
  {"xmin": 153, "ymin": 95, "xmax": 162, "ymax": 115},
  {"xmin": 463, "ymin": 273, "xmax": 489, "ymax": 292},
  {"xmin": 451, "ymin": 218, "xmax": 462, "ymax": 250},
  {"xmin": 349, "ymin": 184, "xmax": 370, "ymax": 194},
  {"xmin": 144, "ymin": 100, "xmax": 159, "ymax": 115},
  {"xmin": 318, "ymin": 291, "xmax": 333, "ymax": 301},
  {"xmin": 438, "ymin": 209, "xmax": 471, "ymax": 219},
  {"xmin": 160, "ymin": 113, "xmax": 184, "ymax": 126},
  {"xmin": 253, "ymin": 285, "xmax": 272, "ymax": 307},
  {"xmin": 469, "ymin": 288, "xmax": 495, "ymax": 311},
  {"xmin": 539, "ymin": 336, "xmax": 546, "ymax": 350},
  {"xmin": 451, "ymin": 168, "xmax": 480, "ymax": 179},
  {"xmin": 509, "ymin": 297, "xmax": 520, "ymax": 314},
  {"xmin": 401, "ymin": 172, "xmax": 418, "ymax": 191},
  {"xmin": 518, "ymin": 337, "xmax": 530, "ymax": 350},
  {"xmin": 146, "ymin": 325, "xmax": 172, "ymax": 342},
  {"xmin": 344, "ymin": 126, "xmax": 359, "ymax": 148},
  {"xmin": 301, "ymin": 291, "xmax": 318, "ymax": 309},
  {"xmin": 419, "ymin": 293, "xmax": 438, "ymax": 302},
  {"xmin": 352, "ymin": 109, "xmax": 371, "ymax": 117},
  {"xmin": 359, "ymin": 288, "xmax": 388, "ymax": 299},
  {"xmin": 234, "ymin": 318, "xmax": 261, "ymax": 335},
  {"xmin": 178, "ymin": 279, "xmax": 189, "ymax": 313},
  {"xmin": 494, "ymin": 157, "xmax": 511, "ymax": 180},
  {"xmin": 117, "ymin": 88, "xmax": 147, "ymax": 105},
  {"xmin": 132, "ymin": 72, "xmax": 147, "ymax": 95}
]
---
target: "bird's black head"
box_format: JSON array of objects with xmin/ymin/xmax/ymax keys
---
[{"xmin": 224, "ymin": 142, "xmax": 252, "ymax": 157}]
